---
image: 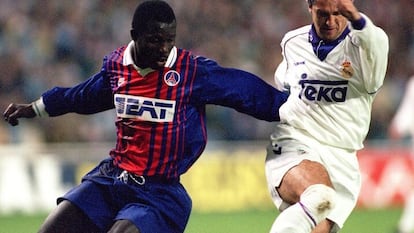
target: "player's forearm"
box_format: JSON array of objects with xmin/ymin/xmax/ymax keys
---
[
  {"xmin": 40, "ymin": 87, "xmax": 114, "ymax": 117},
  {"xmin": 209, "ymin": 68, "xmax": 288, "ymax": 121},
  {"xmin": 352, "ymin": 14, "xmax": 388, "ymax": 90},
  {"xmin": 353, "ymin": 14, "xmax": 389, "ymax": 53},
  {"xmin": 37, "ymin": 73, "xmax": 114, "ymax": 117}
]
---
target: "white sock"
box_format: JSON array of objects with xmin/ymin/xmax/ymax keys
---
[
  {"xmin": 399, "ymin": 191, "xmax": 414, "ymax": 232},
  {"xmin": 269, "ymin": 184, "xmax": 336, "ymax": 233},
  {"xmin": 269, "ymin": 202, "xmax": 313, "ymax": 233}
]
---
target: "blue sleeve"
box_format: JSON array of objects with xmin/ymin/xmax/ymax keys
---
[
  {"xmin": 42, "ymin": 70, "xmax": 114, "ymax": 116},
  {"xmin": 194, "ymin": 59, "xmax": 288, "ymax": 122},
  {"xmin": 351, "ymin": 17, "xmax": 366, "ymax": 30}
]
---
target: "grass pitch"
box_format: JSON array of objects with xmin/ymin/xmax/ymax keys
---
[
  {"xmin": 185, "ymin": 208, "xmax": 401, "ymax": 233},
  {"xmin": 0, "ymin": 208, "xmax": 401, "ymax": 233}
]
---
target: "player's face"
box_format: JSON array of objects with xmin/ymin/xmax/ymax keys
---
[
  {"xmin": 134, "ymin": 21, "xmax": 176, "ymax": 70},
  {"xmin": 309, "ymin": 0, "xmax": 348, "ymax": 42}
]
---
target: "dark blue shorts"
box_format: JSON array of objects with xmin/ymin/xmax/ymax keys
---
[{"xmin": 58, "ymin": 158, "xmax": 192, "ymax": 233}]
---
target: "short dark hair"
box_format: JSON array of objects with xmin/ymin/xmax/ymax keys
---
[
  {"xmin": 131, "ymin": 0, "xmax": 176, "ymax": 31},
  {"xmin": 307, "ymin": 0, "xmax": 316, "ymax": 7}
]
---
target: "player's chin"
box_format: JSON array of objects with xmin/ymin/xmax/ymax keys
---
[
  {"xmin": 320, "ymin": 30, "xmax": 339, "ymax": 41},
  {"xmin": 150, "ymin": 61, "xmax": 166, "ymax": 70}
]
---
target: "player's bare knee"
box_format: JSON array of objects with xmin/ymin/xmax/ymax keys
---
[
  {"xmin": 299, "ymin": 184, "xmax": 336, "ymax": 224},
  {"xmin": 108, "ymin": 220, "xmax": 140, "ymax": 233}
]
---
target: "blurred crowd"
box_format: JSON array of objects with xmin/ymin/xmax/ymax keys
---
[{"xmin": 0, "ymin": 0, "xmax": 413, "ymax": 144}]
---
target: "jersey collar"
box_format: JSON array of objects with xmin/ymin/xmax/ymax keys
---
[
  {"xmin": 308, "ymin": 25, "xmax": 350, "ymax": 61},
  {"xmin": 123, "ymin": 41, "xmax": 177, "ymax": 76}
]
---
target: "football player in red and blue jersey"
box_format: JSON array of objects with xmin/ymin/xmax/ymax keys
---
[{"xmin": 3, "ymin": 1, "xmax": 287, "ymax": 233}]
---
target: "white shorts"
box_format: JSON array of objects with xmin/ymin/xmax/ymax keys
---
[{"xmin": 265, "ymin": 124, "xmax": 361, "ymax": 230}]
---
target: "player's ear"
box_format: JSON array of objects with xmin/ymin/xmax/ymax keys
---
[{"xmin": 130, "ymin": 29, "xmax": 138, "ymax": 41}]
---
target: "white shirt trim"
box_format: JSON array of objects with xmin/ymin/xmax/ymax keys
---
[
  {"xmin": 32, "ymin": 97, "xmax": 48, "ymax": 117},
  {"xmin": 122, "ymin": 41, "xmax": 177, "ymax": 76}
]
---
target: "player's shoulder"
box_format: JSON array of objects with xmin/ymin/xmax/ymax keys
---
[
  {"xmin": 281, "ymin": 25, "xmax": 311, "ymax": 45},
  {"xmin": 111, "ymin": 46, "xmax": 128, "ymax": 59},
  {"xmin": 178, "ymin": 48, "xmax": 219, "ymax": 67},
  {"xmin": 106, "ymin": 45, "xmax": 127, "ymax": 63},
  {"xmin": 176, "ymin": 47, "xmax": 195, "ymax": 61}
]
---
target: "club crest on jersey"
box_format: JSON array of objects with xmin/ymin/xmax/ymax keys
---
[
  {"xmin": 340, "ymin": 60, "xmax": 354, "ymax": 79},
  {"xmin": 164, "ymin": 70, "xmax": 180, "ymax": 86},
  {"xmin": 114, "ymin": 94, "xmax": 176, "ymax": 122}
]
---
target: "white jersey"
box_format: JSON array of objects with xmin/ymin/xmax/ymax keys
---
[
  {"xmin": 274, "ymin": 14, "xmax": 389, "ymax": 150},
  {"xmin": 391, "ymin": 76, "xmax": 414, "ymax": 149}
]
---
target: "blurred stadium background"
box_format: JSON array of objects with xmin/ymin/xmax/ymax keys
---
[{"xmin": 0, "ymin": 0, "xmax": 413, "ymax": 232}]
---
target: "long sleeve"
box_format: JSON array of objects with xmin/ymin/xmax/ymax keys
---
[
  {"xmin": 351, "ymin": 14, "xmax": 389, "ymax": 94},
  {"xmin": 193, "ymin": 60, "xmax": 288, "ymax": 122},
  {"xmin": 41, "ymin": 70, "xmax": 114, "ymax": 116}
]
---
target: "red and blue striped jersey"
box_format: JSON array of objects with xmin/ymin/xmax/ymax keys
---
[{"xmin": 41, "ymin": 43, "xmax": 288, "ymax": 178}]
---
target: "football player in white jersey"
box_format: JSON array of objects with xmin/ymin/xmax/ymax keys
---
[
  {"xmin": 389, "ymin": 76, "xmax": 414, "ymax": 233},
  {"xmin": 265, "ymin": 0, "xmax": 389, "ymax": 232}
]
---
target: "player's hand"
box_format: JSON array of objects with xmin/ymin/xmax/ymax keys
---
[
  {"xmin": 336, "ymin": 0, "xmax": 361, "ymax": 22},
  {"xmin": 3, "ymin": 103, "xmax": 36, "ymax": 126}
]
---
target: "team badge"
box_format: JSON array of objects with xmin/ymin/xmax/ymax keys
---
[
  {"xmin": 164, "ymin": 70, "xmax": 180, "ymax": 86},
  {"xmin": 340, "ymin": 60, "xmax": 354, "ymax": 79}
]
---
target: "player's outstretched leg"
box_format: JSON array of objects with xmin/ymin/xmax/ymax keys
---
[
  {"xmin": 312, "ymin": 219, "xmax": 335, "ymax": 233},
  {"xmin": 38, "ymin": 200, "xmax": 100, "ymax": 233},
  {"xmin": 108, "ymin": 219, "xmax": 141, "ymax": 233},
  {"xmin": 270, "ymin": 184, "xmax": 336, "ymax": 233},
  {"xmin": 396, "ymin": 190, "xmax": 414, "ymax": 233}
]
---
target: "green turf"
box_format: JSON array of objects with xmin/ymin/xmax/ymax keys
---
[
  {"xmin": 185, "ymin": 209, "xmax": 277, "ymax": 233},
  {"xmin": 185, "ymin": 208, "xmax": 402, "ymax": 233},
  {"xmin": 0, "ymin": 213, "xmax": 45, "ymax": 233},
  {"xmin": 0, "ymin": 208, "xmax": 402, "ymax": 233}
]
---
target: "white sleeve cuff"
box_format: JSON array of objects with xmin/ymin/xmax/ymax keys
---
[{"xmin": 32, "ymin": 97, "xmax": 48, "ymax": 117}]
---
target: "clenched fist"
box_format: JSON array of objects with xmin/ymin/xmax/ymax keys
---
[
  {"xmin": 336, "ymin": 0, "xmax": 361, "ymax": 21},
  {"xmin": 3, "ymin": 103, "xmax": 36, "ymax": 126}
]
